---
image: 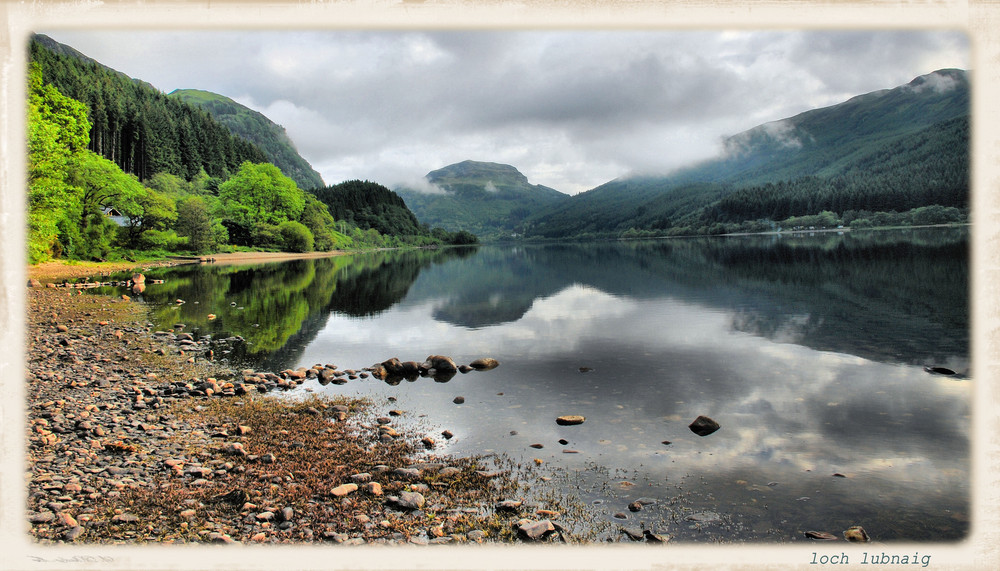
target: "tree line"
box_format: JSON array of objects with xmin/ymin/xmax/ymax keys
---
[
  {"xmin": 27, "ymin": 60, "xmax": 476, "ymax": 264},
  {"xmin": 30, "ymin": 36, "xmax": 267, "ymax": 182}
]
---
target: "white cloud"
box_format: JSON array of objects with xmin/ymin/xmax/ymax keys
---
[{"xmin": 40, "ymin": 29, "xmax": 969, "ymax": 194}]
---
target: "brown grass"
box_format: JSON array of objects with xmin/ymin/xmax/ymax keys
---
[{"xmin": 75, "ymin": 394, "xmax": 523, "ymax": 544}]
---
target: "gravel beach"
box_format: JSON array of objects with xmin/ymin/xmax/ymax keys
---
[{"xmin": 23, "ymin": 269, "xmax": 573, "ymax": 546}]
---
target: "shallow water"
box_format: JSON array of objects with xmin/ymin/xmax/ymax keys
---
[{"xmin": 109, "ymin": 228, "xmax": 971, "ymax": 542}]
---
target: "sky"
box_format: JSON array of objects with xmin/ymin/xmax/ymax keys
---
[{"xmin": 40, "ymin": 29, "xmax": 969, "ymax": 194}]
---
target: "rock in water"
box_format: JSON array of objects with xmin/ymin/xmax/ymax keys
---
[
  {"xmin": 421, "ymin": 355, "xmax": 458, "ymax": 373},
  {"xmin": 843, "ymin": 525, "xmax": 870, "ymax": 542},
  {"xmin": 804, "ymin": 530, "xmax": 839, "ymax": 540},
  {"xmin": 924, "ymin": 366, "xmax": 957, "ymax": 375},
  {"xmin": 688, "ymin": 415, "xmax": 720, "ymax": 436},
  {"xmin": 556, "ymin": 415, "xmax": 586, "ymax": 426},
  {"xmin": 469, "ymin": 358, "xmax": 500, "ymax": 370}
]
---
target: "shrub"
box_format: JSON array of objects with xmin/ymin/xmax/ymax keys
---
[{"xmin": 278, "ymin": 220, "xmax": 314, "ymax": 253}]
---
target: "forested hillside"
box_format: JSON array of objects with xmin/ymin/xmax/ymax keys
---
[
  {"xmin": 169, "ymin": 89, "xmax": 325, "ymax": 190},
  {"xmin": 312, "ymin": 180, "xmax": 478, "ymax": 245},
  {"xmin": 29, "ymin": 34, "xmax": 268, "ymax": 182},
  {"xmin": 526, "ymin": 69, "xmax": 970, "ymax": 239}
]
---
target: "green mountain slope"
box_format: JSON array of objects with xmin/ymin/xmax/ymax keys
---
[
  {"xmin": 29, "ymin": 34, "xmax": 268, "ymax": 182},
  {"xmin": 394, "ymin": 160, "xmax": 570, "ymax": 238},
  {"xmin": 169, "ymin": 89, "xmax": 325, "ymax": 190},
  {"xmin": 528, "ymin": 69, "xmax": 970, "ymax": 239}
]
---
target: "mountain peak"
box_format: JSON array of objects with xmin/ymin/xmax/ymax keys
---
[{"xmin": 426, "ymin": 160, "xmax": 529, "ymax": 185}]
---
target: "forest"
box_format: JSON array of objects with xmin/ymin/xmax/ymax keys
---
[
  {"xmin": 524, "ymin": 70, "xmax": 970, "ymax": 240},
  {"xmin": 26, "ymin": 38, "xmax": 476, "ymax": 265}
]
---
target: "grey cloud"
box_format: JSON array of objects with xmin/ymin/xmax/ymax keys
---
[{"xmin": 40, "ymin": 29, "xmax": 968, "ymax": 193}]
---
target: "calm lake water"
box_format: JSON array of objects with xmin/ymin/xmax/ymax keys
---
[{"xmin": 107, "ymin": 228, "xmax": 971, "ymax": 543}]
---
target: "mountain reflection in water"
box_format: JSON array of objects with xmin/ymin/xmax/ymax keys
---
[{"xmin": 124, "ymin": 228, "xmax": 969, "ymax": 542}]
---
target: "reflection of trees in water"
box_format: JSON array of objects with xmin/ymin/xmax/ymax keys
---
[
  {"xmin": 139, "ymin": 229, "xmax": 967, "ymax": 370},
  {"xmin": 139, "ymin": 247, "xmax": 479, "ymax": 370},
  {"xmin": 701, "ymin": 231, "xmax": 968, "ymax": 365},
  {"xmin": 412, "ymin": 229, "xmax": 968, "ymax": 366}
]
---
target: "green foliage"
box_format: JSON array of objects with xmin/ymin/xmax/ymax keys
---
[
  {"xmin": 169, "ymin": 89, "xmax": 324, "ymax": 190},
  {"xmin": 313, "ymin": 180, "xmax": 424, "ymax": 237},
  {"xmin": 30, "ymin": 34, "xmax": 268, "ymax": 182},
  {"xmin": 278, "ymin": 220, "xmax": 315, "ymax": 253},
  {"xmin": 299, "ymin": 195, "xmax": 343, "ymax": 251},
  {"xmin": 139, "ymin": 229, "xmax": 188, "ymax": 251},
  {"xmin": 144, "ymin": 171, "xmax": 189, "ymax": 197},
  {"xmin": 174, "ymin": 196, "xmax": 218, "ymax": 254},
  {"xmin": 116, "ymin": 187, "xmax": 178, "ymax": 249},
  {"xmin": 26, "ymin": 62, "xmax": 91, "ymax": 262},
  {"xmin": 219, "ymin": 161, "xmax": 306, "ymax": 231}
]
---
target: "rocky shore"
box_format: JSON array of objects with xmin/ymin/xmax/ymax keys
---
[{"xmin": 24, "ymin": 279, "xmax": 575, "ymax": 545}]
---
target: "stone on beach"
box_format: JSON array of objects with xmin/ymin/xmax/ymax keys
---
[
  {"xmin": 331, "ymin": 483, "xmax": 359, "ymax": 497},
  {"xmin": 518, "ymin": 519, "xmax": 556, "ymax": 541},
  {"xmin": 392, "ymin": 491, "xmax": 425, "ymax": 510}
]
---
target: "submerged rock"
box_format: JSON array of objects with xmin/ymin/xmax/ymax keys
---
[
  {"xmin": 688, "ymin": 415, "xmax": 720, "ymax": 436},
  {"xmin": 685, "ymin": 511, "xmax": 722, "ymax": 523}
]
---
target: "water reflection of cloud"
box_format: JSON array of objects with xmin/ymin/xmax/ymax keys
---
[{"xmin": 303, "ymin": 282, "xmax": 969, "ymax": 516}]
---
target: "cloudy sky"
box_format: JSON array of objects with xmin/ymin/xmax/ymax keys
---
[{"xmin": 41, "ymin": 29, "xmax": 969, "ymax": 194}]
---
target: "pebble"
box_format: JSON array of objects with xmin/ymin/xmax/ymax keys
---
[
  {"xmin": 330, "ymin": 483, "xmax": 358, "ymax": 497},
  {"xmin": 24, "ymin": 288, "xmax": 542, "ymax": 546}
]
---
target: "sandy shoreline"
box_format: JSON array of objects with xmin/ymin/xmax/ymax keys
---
[{"xmin": 27, "ymin": 250, "xmax": 351, "ymax": 282}]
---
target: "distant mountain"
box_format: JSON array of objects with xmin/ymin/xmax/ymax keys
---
[
  {"xmin": 169, "ymin": 89, "xmax": 325, "ymax": 190},
  {"xmin": 394, "ymin": 160, "xmax": 570, "ymax": 238},
  {"xmin": 528, "ymin": 69, "xmax": 970, "ymax": 239}
]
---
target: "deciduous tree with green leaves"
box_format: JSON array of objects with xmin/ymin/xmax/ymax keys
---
[
  {"xmin": 219, "ymin": 161, "xmax": 305, "ymax": 229},
  {"xmin": 27, "ymin": 62, "xmax": 90, "ymax": 262}
]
